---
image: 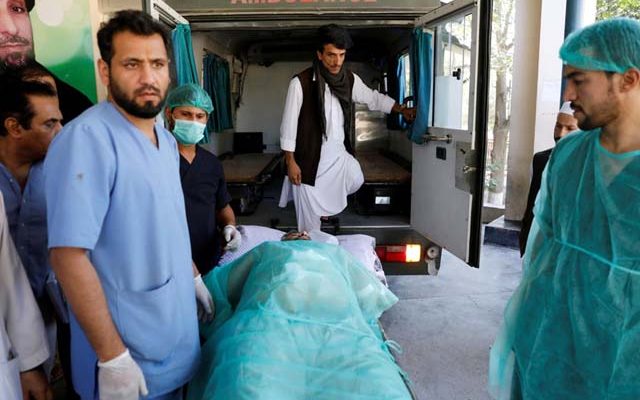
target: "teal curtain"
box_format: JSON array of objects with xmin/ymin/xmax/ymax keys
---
[
  {"xmin": 203, "ymin": 53, "xmax": 233, "ymax": 135},
  {"xmin": 408, "ymin": 28, "xmax": 433, "ymax": 144},
  {"xmin": 171, "ymin": 24, "xmax": 198, "ymax": 85},
  {"xmin": 396, "ymin": 56, "xmax": 409, "ymax": 129}
]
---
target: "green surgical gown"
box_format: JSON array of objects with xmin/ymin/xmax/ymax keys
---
[{"xmin": 490, "ymin": 129, "xmax": 640, "ymax": 399}]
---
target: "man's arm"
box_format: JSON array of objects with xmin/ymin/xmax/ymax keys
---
[
  {"xmin": 20, "ymin": 367, "xmax": 52, "ymax": 400},
  {"xmin": 216, "ymin": 204, "xmax": 236, "ymax": 227},
  {"xmin": 284, "ymin": 151, "xmax": 302, "ymax": 185},
  {"xmin": 49, "ymin": 247, "xmax": 125, "ymax": 362},
  {"xmin": 281, "ymin": 78, "xmax": 303, "ymax": 185},
  {"xmin": 352, "ymin": 74, "xmax": 416, "ymax": 122}
]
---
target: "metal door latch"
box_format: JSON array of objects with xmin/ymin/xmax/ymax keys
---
[
  {"xmin": 455, "ymin": 142, "xmax": 478, "ymax": 194},
  {"xmin": 422, "ymin": 134, "xmax": 452, "ymax": 144}
]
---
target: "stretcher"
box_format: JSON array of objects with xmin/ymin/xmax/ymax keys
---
[
  {"xmin": 214, "ymin": 225, "xmax": 417, "ymax": 400},
  {"xmin": 221, "ymin": 153, "xmax": 283, "ymax": 215},
  {"xmin": 192, "ymin": 225, "xmax": 417, "ymax": 400},
  {"xmin": 355, "ymin": 152, "xmax": 411, "ymax": 215}
]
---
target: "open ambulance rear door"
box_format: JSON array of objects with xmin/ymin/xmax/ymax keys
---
[{"xmin": 408, "ymin": 0, "xmax": 491, "ymax": 268}]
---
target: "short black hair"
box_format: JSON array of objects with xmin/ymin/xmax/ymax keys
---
[
  {"xmin": 316, "ymin": 24, "xmax": 353, "ymax": 53},
  {"xmin": 97, "ymin": 9, "xmax": 172, "ymax": 65},
  {"xmin": 0, "ymin": 77, "xmax": 57, "ymax": 136}
]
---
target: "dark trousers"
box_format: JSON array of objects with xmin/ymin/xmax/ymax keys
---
[{"xmin": 57, "ymin": 320, "xmax": 80, "ymax": 399}]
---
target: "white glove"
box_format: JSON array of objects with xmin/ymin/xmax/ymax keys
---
[
  {"xmin": 223, "ymin": 225, "xmax": 242, "ymax": 250},
  {"xmin": 195, "ymin": 274, "xmax": 215, "ymax": 322},
  {"xmin": 97, "ymin": 349, "xmax": 148, "ymax": 400}
]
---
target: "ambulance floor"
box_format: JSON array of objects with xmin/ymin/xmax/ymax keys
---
[
  {"xmin": 236, "ymin": 177, "xmax": 410, "ymax": 229},
  {"xmin": 380, "ymin": 243, "xmax": 522, "ymax": 400}
]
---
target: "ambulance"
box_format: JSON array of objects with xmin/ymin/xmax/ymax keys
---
[{"xmin": 100, "ymin": 0, "xmax": 492, "ymax": 275}]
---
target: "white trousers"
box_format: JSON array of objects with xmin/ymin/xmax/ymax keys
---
[{"xmin": 280, "ymin": 144, "xmax": 363, "ymax": 232}]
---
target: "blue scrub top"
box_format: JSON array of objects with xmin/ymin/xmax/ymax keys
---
[
  {"xmin": 44, "ymin": 101, "xmax": 200, "ymax": 398},
  {"xmin": 0, "ymin": 161, "xmax": 49, "ymax": 299}
]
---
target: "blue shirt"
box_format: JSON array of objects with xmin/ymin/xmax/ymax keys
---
[
  {"xmin": 0, "ymin": 161, "xmax": 49, "ymax": 299},
  {"xmin": 44, "ymin": 101, "xmax": 200, "ymax": 398}
]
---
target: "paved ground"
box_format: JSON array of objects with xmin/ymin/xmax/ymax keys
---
[{"xmin": 380, "ymin": 244, "xmax": 523, "ymax": 400}]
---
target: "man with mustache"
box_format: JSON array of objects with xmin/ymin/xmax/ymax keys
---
[
  {"xmin": 0, "ymin": 75, "xmax": 57, "ymax": 400},
  {"xmin": 490, "ymin": 18, "xmax": 640, "ymax": 399},
  {"xmin": 0, "ymin": 0, "xmax": 92, "ymax": 123},
  {"xmin": 518, "ymin": 101, "xmax": 578, "ymax": 255},
  {"xmin": 0, "ymin": 63, "xmax": 81, "ymax": 398},
  {"xmin": 279, "ymin": 24, "xmax": 416, "ymax": 232},
  {"xmin": 44, "ymin": 10, "xmax": 200, "ymax": 400}
]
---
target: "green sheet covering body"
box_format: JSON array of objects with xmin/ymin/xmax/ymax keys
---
[
  {"xmin": 489, "ymin": 129, "xmax": 640, "ymax": 399},
  {"xmin": 188, "ymin": 240, "xmax": 411, "ymax": 400}
]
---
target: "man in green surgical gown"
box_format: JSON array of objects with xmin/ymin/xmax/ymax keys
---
[{"xmin": 490, "ymin": 18, "xmax": 640, "ymax": 400}]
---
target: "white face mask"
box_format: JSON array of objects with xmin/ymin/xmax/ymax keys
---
[{"xmin": 171, "ymin": 119, "xmax": 206, "ymax": 145}]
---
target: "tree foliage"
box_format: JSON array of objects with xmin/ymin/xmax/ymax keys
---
[
  {"xmin": 597, "ymin": 0, "xmax": 640, "ymax": 20},
  {"xmin": 486, "ymin": 0, "xmax": 514, "ymax": 202}
]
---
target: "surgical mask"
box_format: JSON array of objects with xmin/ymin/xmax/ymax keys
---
[{"xmin": 172, "ymin": 119, "xmax": 206, "ymax": 145}]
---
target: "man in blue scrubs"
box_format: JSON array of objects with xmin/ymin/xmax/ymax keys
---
[
  {"xmin": 44, "ymin": 10, "xmax": 200, "ymax": 400},
  {"xmin": 164, "ymin": 83, "xmax": 241, "ymax": 276}
]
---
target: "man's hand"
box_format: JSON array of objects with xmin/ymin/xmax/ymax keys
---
[
  {"xmin": 20, "ymin": 368, "xmax": 53, "ymax": 400},
  {"xmin": 401, "ymin": 107, "xmax": 417, "ymax": 122},
  {"xmin": 223, "ymin": 225, "xmax": 242, "ymax": 250},
  {"xmin": 392, "ymin": 103, "xmax": 417, "ymax": 123},
  {"xmin": 194, "ymin": 274, "xmax": 215, "ymax": 322},
  {"xmin": 287, "ymin": 159, "xmax": 302, "ymax": 185},
  {"xmin": 97, "ymin": 349, "xmax": 148, "ymax": 400}
]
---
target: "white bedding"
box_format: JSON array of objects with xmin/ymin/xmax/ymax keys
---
[{"xmin": 218, "ymin": 225, "xmax": 387, "ymax": 285}]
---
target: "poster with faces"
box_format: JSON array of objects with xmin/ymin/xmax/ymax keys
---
[{"xmin": 30, "ymin": 0, "xmax": 97, "ymax": 102}]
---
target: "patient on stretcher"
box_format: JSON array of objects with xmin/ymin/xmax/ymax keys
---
[
  {"xmin": 218, "ymin": 225, "xmax": 387, "ymax": 285},
  {"xmin": 186, "ymin": 236, "xmax": 411, "ymax": 399}
]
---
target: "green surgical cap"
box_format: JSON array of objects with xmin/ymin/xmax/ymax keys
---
[
  {"xmin": 560, "ymin": 17, "xmax": 640, "ymax": 73},
  {"xmin": 166, "ymin": 83, "xmax": 214, "ymax": 114}
]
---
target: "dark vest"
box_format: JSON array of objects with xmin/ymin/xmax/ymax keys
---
[{"xmin": 294, "ymin": 67, "xmax": 355, "ymax": 186}]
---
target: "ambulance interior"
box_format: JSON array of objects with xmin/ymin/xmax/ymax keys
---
[
  {"xmin": 160, "ymin": 0, "xmax": 487, "ymax": 272},
  {"xmin": 197, "ymin": 27, "xmax": 415, "ymax": 222}
]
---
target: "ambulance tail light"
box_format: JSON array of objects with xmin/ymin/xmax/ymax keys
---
[{"xmin": 375, "ymin": 244, "xmax": 422, "ymax": 263}]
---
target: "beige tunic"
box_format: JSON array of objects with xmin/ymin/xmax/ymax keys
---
[
  {"xmin": 279, "ymin": 73, "xmax": 395, "ymax": 232},
  {"xmin": 0, "ymin": 193, "xmax": 49, "ymax": 400}
]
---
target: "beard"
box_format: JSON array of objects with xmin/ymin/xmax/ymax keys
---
[
  {"xmin": 0, "ymin": 50, "xmax": 34, "ymax": 73},
  {"xmin": 109, "ymin": 75, "xmax": 167, "ymax": 119},
  {"xmin": 0, "ymin": 35, "xmax": 34, "ymax": 72},
  {"xmin": 576, "ymin": 97, "xmax": 619, "ymax": 131}
]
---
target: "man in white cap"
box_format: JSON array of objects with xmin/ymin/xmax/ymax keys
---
[{"xmin": 518, "ymin": 101, "xmax": 578, "ymax": 255}]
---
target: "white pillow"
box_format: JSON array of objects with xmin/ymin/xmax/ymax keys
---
[
  {"xmin": 337, "ymin": 234, "xmax": 387, "ymax": 286},
  {"xmin": 219, "ymin": 226, "xmax": 387, "ymax": 285}
]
